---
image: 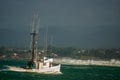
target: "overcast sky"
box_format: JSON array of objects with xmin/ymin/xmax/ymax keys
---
[{"xmin": 0, "ymin": 0, "xmax": 120, "ymax": 48}]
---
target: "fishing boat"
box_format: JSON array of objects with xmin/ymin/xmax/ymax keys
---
[
  {"xmin": 6, "ymin": 15, "xmax": 61, "ymax": 74},
  {"xmin": 7, "ymin": 58, "xmax": 61, "ymax": 74}
]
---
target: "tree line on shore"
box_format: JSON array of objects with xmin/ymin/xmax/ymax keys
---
[{"xmin": 0, "ymin": 46, "xmax": 120, "ymax": 60}]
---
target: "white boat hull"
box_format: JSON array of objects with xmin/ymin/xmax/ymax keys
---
[{"xmin": 6, "ymin": 64, "xmax": 61, "ymax": 74}]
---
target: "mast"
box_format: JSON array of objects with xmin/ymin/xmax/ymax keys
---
[{"xmin": 30, "ymin": 14, "xmax": 40, "ymax": 62}]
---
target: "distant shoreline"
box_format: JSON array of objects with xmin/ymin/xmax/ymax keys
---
[
  {"xmin": 54, "ymin": 58, "xmax": 120, "ymax": 67},
  {"xmin": 0, "ymin": 58, "xmax": 120, "ymax": 67}
]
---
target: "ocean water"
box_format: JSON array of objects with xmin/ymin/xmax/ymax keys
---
[{"xmin": 0, "ymin": 59, "xmax": 120, "ymax": 80}]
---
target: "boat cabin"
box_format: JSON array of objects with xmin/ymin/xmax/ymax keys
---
[{"xmin": 35, "ymin": 57, "xmax": 53, "ymax": 70}]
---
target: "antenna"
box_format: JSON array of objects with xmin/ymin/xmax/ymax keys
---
[
  {"xmin": 50, "ymin": 36, "xmax": 53, "ymax": 52},
  {"xmin": 43, "ymin": 27, "xmax": 48, "ymax": 56}
]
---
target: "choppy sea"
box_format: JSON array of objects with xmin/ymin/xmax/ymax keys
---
[{"xmin": 0, "ymin": 59, "xmax": 120, "ymax": 80}]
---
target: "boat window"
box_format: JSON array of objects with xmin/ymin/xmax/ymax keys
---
[{"xmin": 43, "ymin": 63, "xmax": 46, "ymax": 66}]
